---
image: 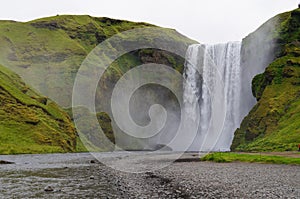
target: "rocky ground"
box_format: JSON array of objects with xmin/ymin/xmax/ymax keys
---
[{"xmin": 0, "ymin": 153, "xmax": 299, "ymax": 198}]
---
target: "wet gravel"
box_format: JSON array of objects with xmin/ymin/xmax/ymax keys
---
[{"xmin": 0, "ymin": 153, "xmax": 299, "ymax": 198}]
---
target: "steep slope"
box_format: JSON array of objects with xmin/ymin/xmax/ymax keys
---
[
  {"xmin": 0, "ymin": 64, "xmax": 76, "ymax": 154},
  {"xmin": 0, "ymin": 15, "xmax": 196, "ymax": 151},
  {"xmin": 232, "ymin": 9, "xmax": 300, "ymax": 152},
  {"xmin": 0, "ymin": 15, "xmax": 195, "ymax": 108}
]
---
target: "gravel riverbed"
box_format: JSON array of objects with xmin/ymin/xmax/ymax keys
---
[{"xmin": 0, "ymin": 153, "xmax": 299, "ymax": 198}]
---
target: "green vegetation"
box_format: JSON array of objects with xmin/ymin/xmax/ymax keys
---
[
  {"xmin": 0, "ymin": 15, "xmax": 196, "ymax": 154},
  {"xmin": 232, "ymin": 9, "xmax": 300, "ymax": 152},
  {"xmin": 201, "ymin": 152, "xmax": 300, "ymax": 165},
  {"xmin": 2, "ymin": 10, "xmax": 299, "ymax": 154},
  {"xmin": 0, "ymin": 15, "xmax": 195, "ymax": 107},
  {"xmin": 0, "ymin": 64, "xmax": 76, "ymax": 154}
]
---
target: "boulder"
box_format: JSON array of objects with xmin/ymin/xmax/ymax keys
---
[{"xmin": 0, "ymin": 160, "xmax": 14, "ymax": 164}]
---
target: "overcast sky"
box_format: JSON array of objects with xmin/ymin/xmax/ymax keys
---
[{"xmin": 0, "ymin": 0, "xmax": 298, "ymax": 43}]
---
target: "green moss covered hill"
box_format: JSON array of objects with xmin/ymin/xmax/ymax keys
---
[
  {"xmin": 0, "ymin": 15, "xmax": 195, "ymax": 153},
  {"xmin": 232, "ymin": 9, "xmax": 300, "ymax": 152},
  {"xmin": 0, "ymin": 64, "xmax": 76, "ymax": 154},
  {"xmin": 0, "ymin": 15, "xmax": 195, "ymax": 108}
]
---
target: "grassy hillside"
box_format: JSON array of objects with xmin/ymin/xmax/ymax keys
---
[
  {"xmin": 232, "ymin": 9, "xmax": 300, "ymax": 152},
  {"xmin": 0, "ymin": 64, "xmax": 76, "ymax": 154},
  {"xmin": 0, "ymin": 15, "xmax": 195, "ymax": 108},
  {"xmin": 0, "ymin": 15, "xmax": 196, "ymax": 152}
]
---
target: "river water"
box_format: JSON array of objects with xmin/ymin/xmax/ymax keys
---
[{"xmin": 0, "ymin": 152, "xmax": 299, "ymax": 198}]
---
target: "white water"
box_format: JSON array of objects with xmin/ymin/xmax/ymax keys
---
[{"xmin": 183, "ymin": 42, "xmax": 242, "ymax": 151}]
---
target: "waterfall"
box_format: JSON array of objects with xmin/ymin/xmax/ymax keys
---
[{"xmin": 183, "ymin": 42, "xmax": 242, "ymax": 151}]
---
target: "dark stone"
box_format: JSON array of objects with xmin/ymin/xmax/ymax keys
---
[
  {"xmin": 283, "ymin": 67, "xmax": 294, "ymax": 78},
  {"xmin": 36, "ymin": 97, "xmax": 48, "ymax": 105},
  {"xmin": 31, "ymin": 21, "xmax": 60, "ymax": 30},
  {"xmin": 25, "ymin": 119, "xmax": 40, "ymax": 125},
  {"xmin": 44, "ymin": 185, "xmax": 54, "ymax": 192},
  {"xmin": 153, "ymin": 144, "xmax": 173, "ymax": 151},
  {"xmin": 95, "ymin": 31, "xmax": 107, "ymax": 43},
  {"xmin": 145, "ymin": 172, "xmax": 157, "ymax": 179},
  {"xmin": 0, "ymin": 160, "xmax": 14, "ymax": 164},
  {"xmin": 174, "ymin": 158, "xmax": 200, "ymax": 163}
]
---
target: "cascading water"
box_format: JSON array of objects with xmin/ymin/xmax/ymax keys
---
[{"xmin": 183, "ymin": 42, "xmax": 242, "ymax": 151}]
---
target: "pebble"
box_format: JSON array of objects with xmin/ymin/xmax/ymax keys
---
[
  {"xmin": 90, "ymin": 175, "xmax": 95, "ymax": 179},
  {"xmin": 44, "ymin": 185, "xmax": 54, "ymax": 192}
]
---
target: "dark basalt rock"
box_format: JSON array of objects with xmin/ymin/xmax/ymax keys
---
[
  {"xmin": 0, "ymin": 160, "xmax": 14, "ymax": 164},
  {"xmin": 44, "ymin": 185, "xmax": 54, "ymax": 192},
  {"xmin": 31, "ymin": 21, "xmax": 61, "ymax": 30},
  {"xmin": 153, "ymin": 144, "xmax": 173, "ymax": 151}
]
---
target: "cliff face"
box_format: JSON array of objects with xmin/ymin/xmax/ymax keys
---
[
  {"xmin": 232, "ymin": 9, "xmax": 300, "ymax": 152},
  {"xmin": 0, "ymin": 64, "xmax": 76, "ymax": 154}
]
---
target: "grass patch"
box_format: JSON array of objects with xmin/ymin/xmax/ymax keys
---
[{"xmin": 201, "ymin": 152, "xmax": 300, "ymax": 165}]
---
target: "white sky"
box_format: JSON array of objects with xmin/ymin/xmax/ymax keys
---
[{"xmin": 0, "ymin": 0, "xmax": 298, "ymax": 43}]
